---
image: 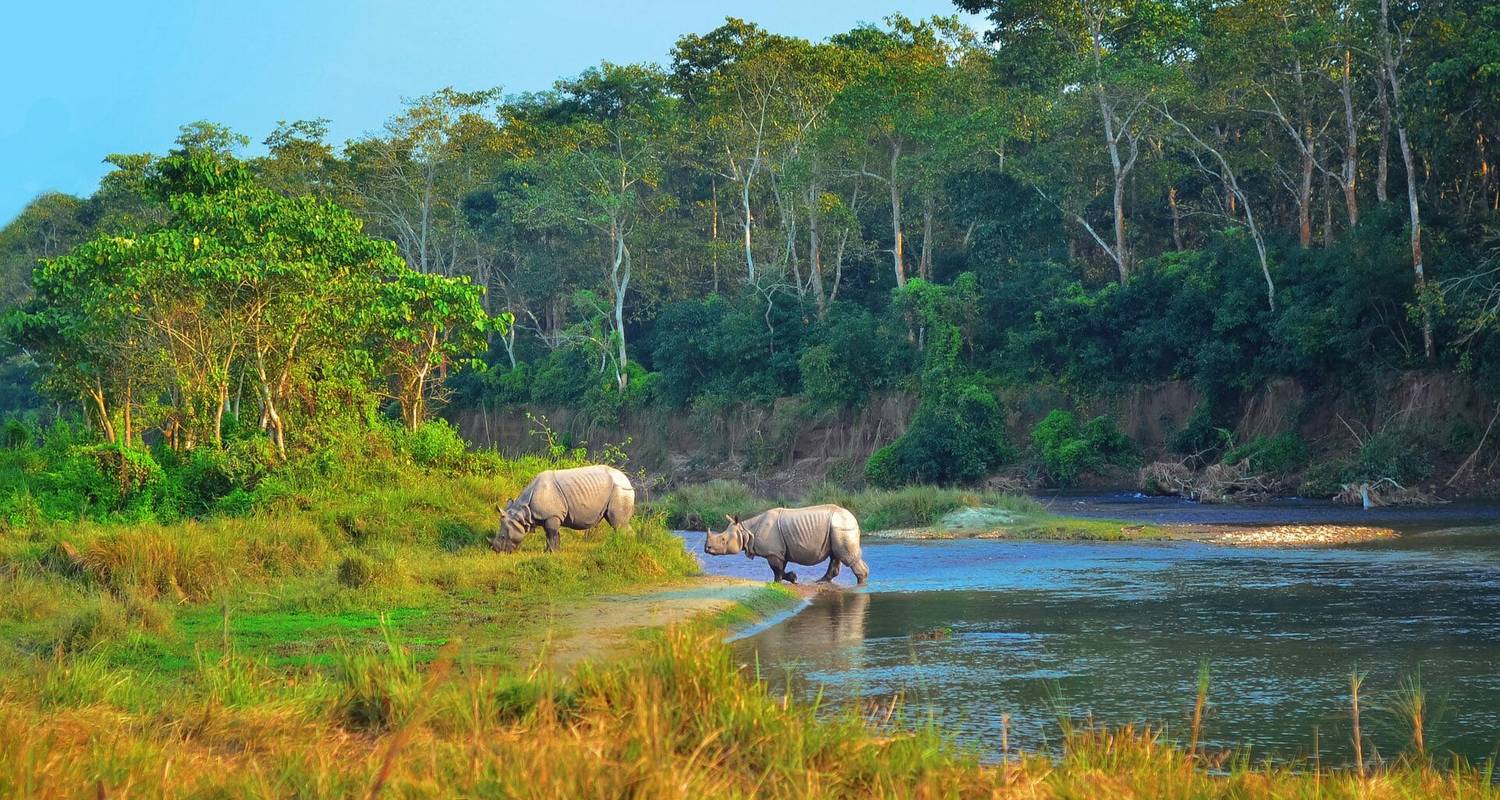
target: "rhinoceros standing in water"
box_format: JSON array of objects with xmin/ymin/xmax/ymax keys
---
[
  {"xmin": 491, "ymin": 465, "xmax": 636, "ymax": 553},
  {"xmin": 703, "ymin": 504, "xmax": 870, "ymax": 584}
]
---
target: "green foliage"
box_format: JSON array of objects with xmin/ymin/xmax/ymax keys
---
[
  {"xmin": 5, "ymin": 144, "xmax": 493, "ymax": 457},
  {"xmin": 1224, "ymin": 432, "xmax": 1308, "ymax": 476},
  {"xmin": 1350, "ymin": 429, "xmax": 1435, "ymax": 486},
  {"xmin": 394, "ymin": 419, "xmax": 470, "ymax": 469},
  {"xmin": 866, "ymin": 278, "xmax": 1012, "ymax": 487},
  {"xmin": 1299, "ymin": 460, "xmax": 1348, "ymax": 499},
  {"xmin": 867, "ymin": 379, "xmax": 1012, "ymax": 487},
  {"xmin": 1030, "ymin": 410, "xmax": 1136, "ymax": 487},
  {"xmin": 654, "ymin": 480, "xmax": 762, "ymax": 530}
]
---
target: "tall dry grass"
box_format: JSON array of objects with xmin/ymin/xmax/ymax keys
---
[{"xmin": 0, "ymin": 626, "xmax": 1493, "ymax": 799}]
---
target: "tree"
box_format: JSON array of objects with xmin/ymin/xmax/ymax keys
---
[
  {"xmin": 1378, "ymin": 0, "xmax": 1436, "ymax": 361},
  {"xmin": 961, "ymin": 0, "xmax": 1192, "ymax": 281},
  {"xmin": 377, "ymin": 269, "xmax": 498, "ymax": 431},
  {"xmin": 509, "ymin": 64, "xmax": 677, "ymax": 391},
  {"xmin": 10, "ymin": 137, "xmax": 493, "ymax": 454}
]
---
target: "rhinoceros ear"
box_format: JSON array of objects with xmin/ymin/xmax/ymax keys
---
[{"xmin": 725, "ymin": 514, "xmax": 738, "ymax": 526}]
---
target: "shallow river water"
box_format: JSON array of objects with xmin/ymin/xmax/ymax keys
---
[{"xmin": 677, "ymin": 494, "xmax": 1500, "ymax": 764}]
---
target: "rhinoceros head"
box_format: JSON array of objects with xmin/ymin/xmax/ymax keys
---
[
  {"xmin": 703, "ymin": 515, "xmax": 747, "ymax": 556},
  {"xmin": 490, "ymin": 499, "xmax": 528, "ymax": 553}
]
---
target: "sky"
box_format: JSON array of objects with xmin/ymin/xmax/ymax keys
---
[{"xmin": 2, "ymin": 0, "xmax": 981, "ymax": 226}]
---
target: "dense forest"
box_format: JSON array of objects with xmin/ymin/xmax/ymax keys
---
[{"xmin": 3, "ymin": 1, "xmax": 1499, "ymax": 497}]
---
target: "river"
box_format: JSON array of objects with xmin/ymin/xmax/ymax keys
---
[{"xmin": 677, "ymin": 493, "xmax": 1500, "ymax": 765}]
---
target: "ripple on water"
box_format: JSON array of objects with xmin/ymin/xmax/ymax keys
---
[{"xmin": 687, "ymin": 529, "xmax": 1500, "ymax": 764}]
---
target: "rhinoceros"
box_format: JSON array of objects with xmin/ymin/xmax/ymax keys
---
[
  {"xmin": 703, "ymin": 504, "xmax": 870, "ymax": 584},
  {"xmin": 490, "ymin": 464, "xmax": 636, "ymax": 553}
]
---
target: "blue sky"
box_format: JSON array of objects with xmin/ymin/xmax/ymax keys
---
[{"xmin": 3, "ymin": 1, "xmax": 977, "ymax": 225}]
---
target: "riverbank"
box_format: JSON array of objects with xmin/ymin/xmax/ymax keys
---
[
  {"xmin": 2, "ymin": 462, "xmax": 1495, "ymax": 796},
  {"xmin": 655, "ymin": 481, "xmax": 1500, "ymax": 547}
]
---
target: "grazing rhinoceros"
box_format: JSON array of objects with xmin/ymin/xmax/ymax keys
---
[
  {"xmin": 490, "ymin": 465, "xmax": 635, "ymax": 553},
  {"xmin": 703, "ymin": 504, "xmax": 870, "ymax": 585}
]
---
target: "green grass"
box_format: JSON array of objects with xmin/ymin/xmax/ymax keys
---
[
  {"xmin": 0, "ymin": 618, "xmax": 1491, "ymax": 798},
  {"xmin": 0, "ymin": 450, "xmax": 1472, "ymax": 796},
  {"xmin": 653, "ymin": 478, "xmax": 764, "ymax": 530}
]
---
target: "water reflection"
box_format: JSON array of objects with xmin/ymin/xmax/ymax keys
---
[
  {"xmin": 750, "ymin": 590, "xmax": 870, "ymax": 674},
  {"xmin": 687, "ymin": 531, "xmax": 1500, "ymax": 764}
]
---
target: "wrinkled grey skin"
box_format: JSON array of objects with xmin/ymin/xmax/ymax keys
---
[
  {"xmin": 703, "ymin": 504, "xmax": 870, "ymax": 585},
  {"xmin": 491, "ymin": 465, "xmax": 636, "ymax": 553}
]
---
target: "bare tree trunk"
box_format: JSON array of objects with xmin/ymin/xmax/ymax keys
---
[
  {"xmin": 89, "ymin": 381, "xmax": 116, "ymax": 444},
  {"xmin": 888, "ymin": 142, "xmax": 906, "ymax": 287},
  {"xmin": 122, "ymin": 379, "xmax": 133, "ymax": 447},
  {"xmin": 254, "ymin": 351, "xmax": 286, "ymax": 459},
  {"xmin": 1168, "ymin": 185, "xmax": 1184, "ymax": 250},
  {"xmin": 1381, "ymin": 0, "xmax": 1435, "ymax": 361},
  {"xmin": 611, "ymin": 230, "xmax": 632, "ymax": 390},
  {"xmin": 1162, "ymin": 106, "xmax": 1276, "ymax": 311},
  {"xmin": 1376, "ymin": 70, "xmax": 1392, "ymax": 204},
  {"xmin": 1340, "ymin": 49, "xmax": 1360, "ymax": 227},
  {"xmin": 739, "ymin": 169, "xmax": 755, "ymax": 283},
  {"xmin": 919, "ymin": 194, "xmax": 935, "ymax": 281},
  {"xmin": 1091, "ymin": 15, "xmax": 1134, "ymax": 283},
  {"xmin": 1299, "ymin": 130, "xmax": 1315, "ymax": 248},
  {"xmin": 1111, "ymin": 168, "xmax": 1130, "ymax": 280},
  {"xmin": 1399, "ymin": 125, "xmax": 1435, "ymax": 361},
  {"xmin": 710, "ymin": 178, "xmax": 720, "ymax": 294},
  {"xmin": 806, "ymin": 184, "xmax": 826, "ymax": 318}
]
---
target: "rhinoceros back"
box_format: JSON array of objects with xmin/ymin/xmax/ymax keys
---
[
  {"xmin": 763, "ymin": 504, "xmax": 858, "ymax": 564},
  {"xmin": 536, "ymin": 465, "xmax": 632, "ymax": 528}
]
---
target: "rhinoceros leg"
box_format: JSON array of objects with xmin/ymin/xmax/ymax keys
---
[
  {"xmin": 850, "ymin": 558, "xmax": 870, "ymax": 585},
  {"xmin": 767, "ymin": 557, "xmax": 797, "ymax": 584},
  {"xmin": 816, "ymin": 560, "xmax": 841, "ymax": 583},
  {"xmin": 542, "ymin": 518, "xmax": 562, "ymax": 553}
]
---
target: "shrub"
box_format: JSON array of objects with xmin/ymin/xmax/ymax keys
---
[
  {"xmin": 1350, "ymin": 429, "xmax": 1433, "ymax": 486},
  {"xmin": 1, "ymin": 415, "xmax": 34, "ymax": 449},
  {"xmin": 337, "ymin": 553, "xmax": 375, "ymax": 589},
  {"xmin": 1224, "ymin": 432, "xmax": 1308, "ymax": 476},
  {"xmin": 399, "ymin": 419, "xmax": 469, "ymax": 468},
  {"xmin": 655, "ymin": 480, "xmax": 762, "ymax": 530},
  {"xmin": 865, "ymin": 381, "xmax": 1013, "ymax": 487},
  {"xmin": 1030, "ymin": 410, "xmax": 1135, "ymax": 486},
  {"xmin": 1299, "ymin": 460, "xmax": 1347, "ymax": 498}
]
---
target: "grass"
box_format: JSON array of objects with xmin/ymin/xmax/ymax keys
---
[
  {"xmin": 655, "ymin": 479, "xmax": 1166, "ymax": 540},
  {"xmin": 0, "ymin": 452, "xmax": 1480, "ymax": 796},
  {"xmin": 0, "ymin": 620, "xmax": 1492, "ymax": 798}
]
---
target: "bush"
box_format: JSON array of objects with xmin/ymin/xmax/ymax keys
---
[
  {"xmin": 1, "ymin": 415, "xmax": 34, "ymax": 449},
  {"xmin": 1030, "ymin": 410, "xmax": 1135, "ymax": 487},
  {"xmin": 1224, "ymin": 432, "xmax": 1308, "ymax": 476},
  {"xmin": 1299, "ymin": 460, "xmax": 1347, "ymax": 498},
  {"xmin": 337, "ymin": 553, "xmax": 375, "ymax": 589},
  {"xmin": 866, "ymin": 381, "xmax": 1013, "ymax": 487},
  {"xmin": 398, "ymin": 419, "xmax": 469, "ymax": 468},
  {"xmin": 655, "ymin": 480, "xmax": 762, "ymax": 530},
  {"xmin": 1349, "ymin": 429, "xmax": 1434, "ymax": 486}
]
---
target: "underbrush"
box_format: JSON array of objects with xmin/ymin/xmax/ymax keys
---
[{"xmin": 0, "ymin": 625, "xmax": 1490, "ymax": 798}]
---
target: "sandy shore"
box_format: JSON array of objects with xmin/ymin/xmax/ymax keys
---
[
  {"xmin": 867, "ymin": 522, "xmax": 1399, "ymax": 546},
  {"xmin": 1179, "ymin": 524, "xmax": 1397, "ymax": 546}
]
